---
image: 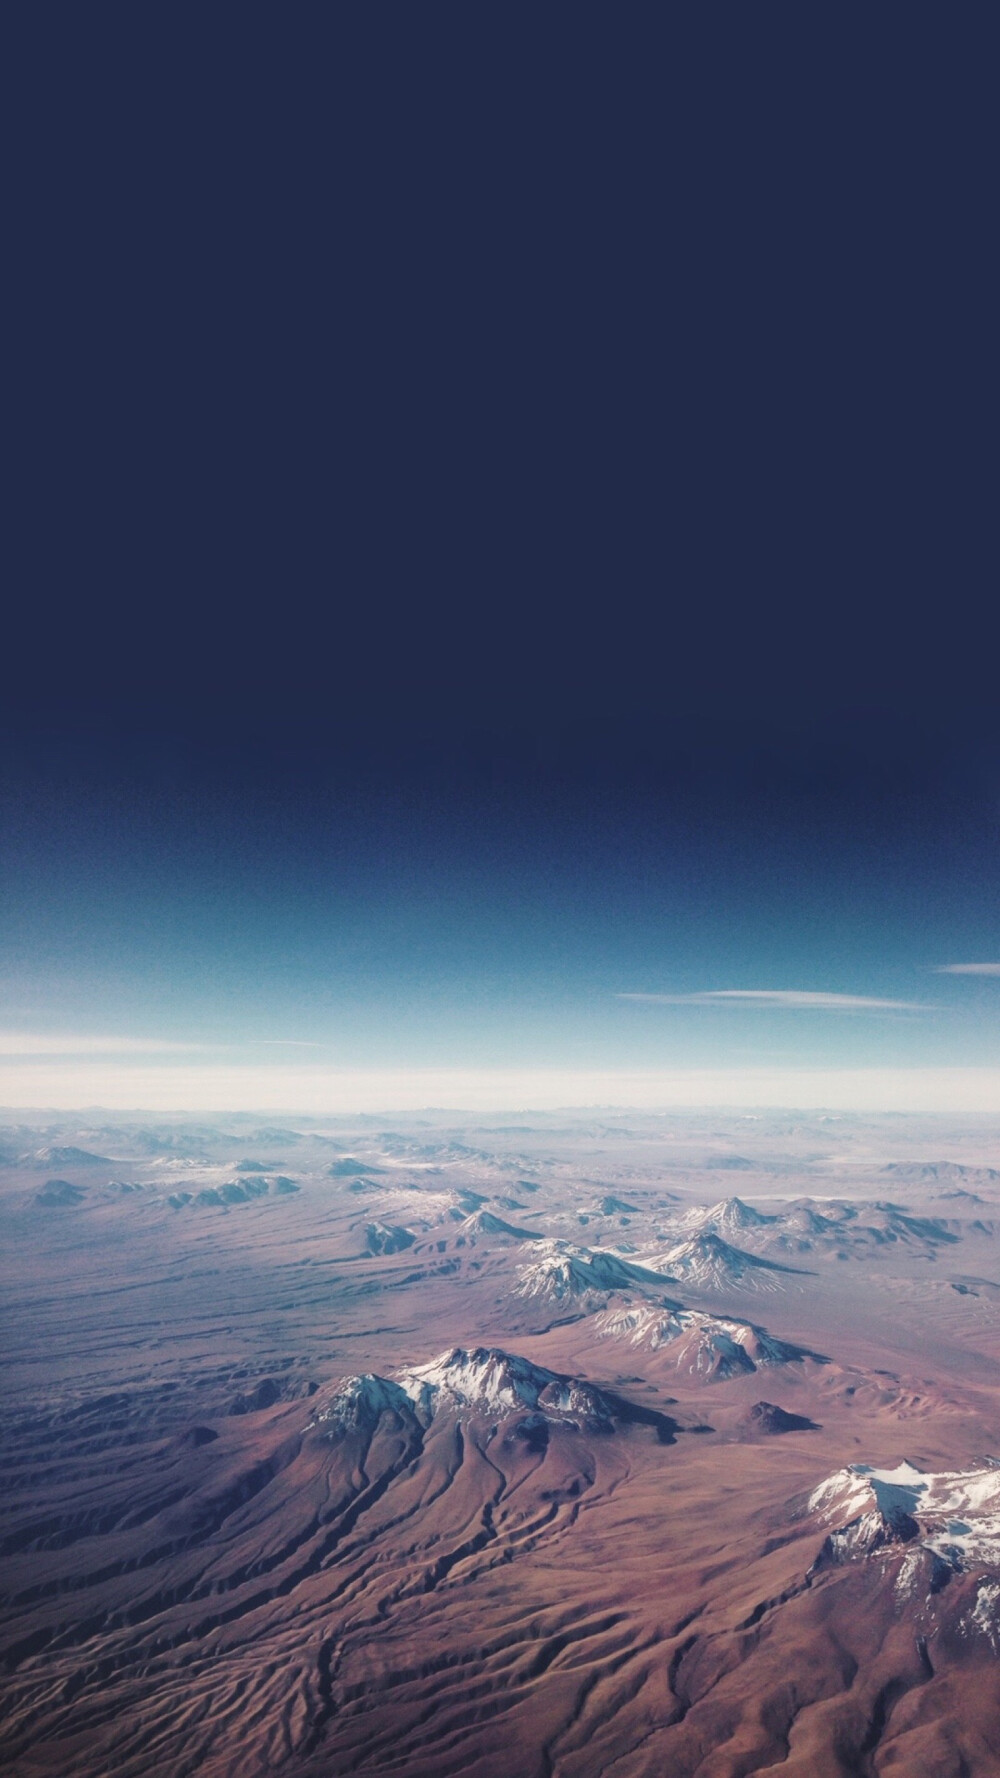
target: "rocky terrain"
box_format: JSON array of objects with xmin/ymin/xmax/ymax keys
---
[{"xmin": 3, "ymin": 1107, "xmax": 1000, "ymax": 1775}]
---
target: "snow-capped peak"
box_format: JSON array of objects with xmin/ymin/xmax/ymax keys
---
[
  {"xmin": 461, "ymin": 1209, "xmax": 541, "ymax": 1241},
  {"xmin": 595, "ymin": 1303, "xmax": 815, "ymax": 1377},
  {"xmin": 397, "ymin": 1347, "xmax": 612, "ymax": 1424},
  {"xmin": 316, "ymin": 1346, "xmax": 616, "ymax": 1435},
  {"xmin": 688, "ymin": 1197, "xmax": 775, "ymax": 1237},
  {"xmin": 646, "ymin": 1231, "xmax": 806, "ymax": 1292},
  {"xmin": 810, "ymin": 1460, "xmax": 1000, "ymax": 1569},
  {"xmin": 314, "ymin": 1372, "xmax": 417, "ymax": 1434},
  {"xmin": 514, "ymin": 1240, "xmax": 674, "ymax": 1305}
]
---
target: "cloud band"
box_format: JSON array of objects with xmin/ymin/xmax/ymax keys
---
[
  {"xmin": 618, "ymin": 989, "xmax": 934, "ymax": 1013},
  {"xmin": 933, "ymin": 963, "xmax": 1000, "ymax": 976}
]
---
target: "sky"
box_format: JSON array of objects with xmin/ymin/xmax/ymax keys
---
[{"xmin": 4, "ymin": 11, "xmax": 999, "ymax": 1116}]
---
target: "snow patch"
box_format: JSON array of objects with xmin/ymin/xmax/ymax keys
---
[
  {"xmin": 317, "ymin": 1347, "xmax": 616, "ymax": 1435},
  {"xmin": 315, "ymin": 1373, "xmax": 417, "ymax": 1433},
  {"xmin": 514, "ymin": 1241, "xmax": 671, "ymax": 1305},
  {"xmin": 971, "ymin": 1580, "xmax": 1000, "ymax": 1648},
  {"xmin": 811, "ymin": 1460, "xmax": 1000, "ymax": 1570},
  {"xmin": 643, "ymin": 1231, "xmax": 807, "ymax": 1292},
  {"xmin": 595, "ymin": 1303, "xmax": 810, "ymax": 1376},
  {"xmin": 397, "ymin": 1347, "xmax": 612, "ymax": 1425}
]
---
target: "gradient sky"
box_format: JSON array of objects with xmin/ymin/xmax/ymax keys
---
[
  {"xmin": 4, "ymin": 730, "xmax": 999, "ymax": 1111},
  {"xmin": 4, "ymin": 10, "xmax": 998, "ymax": 1114}
]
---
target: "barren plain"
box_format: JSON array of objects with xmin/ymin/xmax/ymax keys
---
[{"xmin": 3, "ymin": 1108, "xmax": 1000, "ymax": 1776}]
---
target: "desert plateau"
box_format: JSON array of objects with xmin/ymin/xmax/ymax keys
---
[{"xmin": 3, "ymin": 1108, "xmax": 1000, "ymax": 1776}]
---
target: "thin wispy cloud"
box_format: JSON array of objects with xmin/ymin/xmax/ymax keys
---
[
  {"xmin": 0, "ymin": 1032, "xmax": 213, "ymax": 1057},
  {"xmin": 933, "ymin": 963, "xmax": 1000, "ymax": 976},
  {"xmin": 618, "ymin": 990, "xmax": 935, "ymax": 1013},
  {"xmin": 0, "ymin": 1033, "xmax": 332, "ymax": 1058}
]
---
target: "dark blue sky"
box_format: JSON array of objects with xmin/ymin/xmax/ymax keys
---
[{"xmin": 3, "ymin": 8, "xmax": 999, "ymax": 1108}]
